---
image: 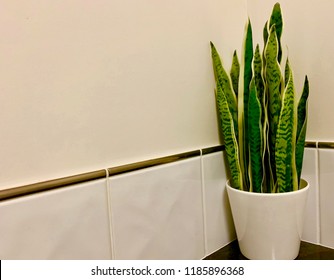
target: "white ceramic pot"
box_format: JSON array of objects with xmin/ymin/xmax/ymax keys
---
[{"xmin": 226, "ymin": 179, "xmax": 309, "ymax": 260}]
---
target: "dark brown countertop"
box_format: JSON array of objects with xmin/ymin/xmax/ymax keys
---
[{"xmin": 204, "ymin": 240, "xmax": 334, "ymax": 260}]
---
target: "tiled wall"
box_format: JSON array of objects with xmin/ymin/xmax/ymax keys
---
[
  {"xmin": 0, "ymin": 146, "xmax": 334, "ymax": 259},
  {"xmin": 318, "ymin": 149, "xmax": 334, "ymax": 249},
  {"xmin": 0, "ymin": 179, "xmax": 112, "ymax": 259}
]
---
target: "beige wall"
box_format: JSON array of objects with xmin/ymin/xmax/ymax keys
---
[
  {"xmin": 0, "ymin": 0, "xmax": 247, "ymax": 189},
  {"xmin": 2, "ymin": 0, "xmax": 329, "ymax": 190}
]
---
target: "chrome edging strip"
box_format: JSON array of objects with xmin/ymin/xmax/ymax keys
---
[
  {"xmin": 201, "ymin": 145, "xmax": 225, "ymax": 155},
  {"xmin": 305, "ymin": 141, "xmax": 317, "ymax": 148},
  {"xmin": 0, "ymin": 142, "xmax": 323, "ymax": 202},
  {"xmin": 0, "ymin": 149, "xmax": 203, "ymax": 201},
  {"xmin": 318, "ymin": 142, "xmax": 334, "ymax": 149},
  {"xmin": 0, "ymin": 170, "xmax": 107, "ymax": 202},
  {"xmin": 108, "ymin": 150, "xmax": 201, "ymax": 176}
]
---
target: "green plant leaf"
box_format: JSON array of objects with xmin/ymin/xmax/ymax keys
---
[
  {"xmin": 264, "ymin": 24, "xmax": 282, "ymax": 186},
  {"xmin": 210, "ymin": 3, "xmax": 308, "ymax": 193},
  {"xmin": 275, "ymin": 71, "xmax": 297, "ymax": 192},
  {"xmin": 297, "ymin": 76, "xmax": 309, "ymax": 141},
  {"xmin": 210, "ymin": 42, "xmax": 238, "ymax": 139},
  {"xmin": 248, "ymin": 79, "xmax": 264, "ymax": 193},
  {"xmin": 284, "ymin": 58, "xmax": 291, "ymax": 88},
  {"xmin": 252, "ymin": 45, "xmax": 266, "ymax": 192},
  {"xmin": 216, "ymin": 83, "xmax": 243, "ymax": 190},
  {"xmin": 262, "ymin": 20, "xmax": 269, "ymax": 74},
  {"xmin": 238, "ymin": 19, "xmax": 253, "ymax": 191},
  {"xmin": 230, "ymin": 50, "xmax": 240, "ymax": 97},
  {"xmin": 263, "ymin": 20, "xmax": 269, "ymax": 48},
  {"xmin": 296, "ymin": 76, "xmax": 309, "ymax": 186},
  {"xmin": 242, "ymin": 20, "xmax": 254, "ymax": 135},
  {"xmin": 253, "ymin": 44, "xmax": 265, "ymax": 108},
  {"xmin": 269, "ymin": 3, "xmax": 283, "ymax": 63},
  {"xmin": 296, "ymin": 121, "xmax": 307, "ymax": 188}
]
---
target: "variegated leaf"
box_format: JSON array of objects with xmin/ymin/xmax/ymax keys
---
[
  {"xmin": 284, "ymin": 58, "xmax": 291, "ymax": 88},
  {"xmin": 248, "ymin": 79, "xmax": 264, "ymax": 193},
  {"xmin": 216, "ymin": 83, "xmax": 243, "ymax": 190},
  {"xmin": 253, "ymin": 44, "xmax": 265, "ymax": 109},
  {"xmin": 296, "ymin": 76, "xmax": 309, "ymax": 186},
  {"xmin": 210, "ymin": 42, "xmax": 238, "ymax": 139},
  {"xmin": 269, "ymin": 3, "xmax": 283, "ymax": 63},
  {"xmin": 275, "ymin": 71, "xmax": 297, "ymax": 192},
  {"xmin": 263, "ymin": 20, "xmax": 269, "ymax": 47},
  {"xmin": 296, "ymin": 120, "xmax": 307, "ymax": 188},
  {"xmin": 297, "ymin": 76, "xmax": 309, "ymax": 141},
  {"xmin": 264, "ymin": 24, "xmax": 282, "ymax": 185},
  {"xmin": 238, "ymin": 19, "xmax": 253, "ymax": 191},
  {"xmin": 262, "ymin": 20, "xmax": 269, "ymax": 73},
  {"xmin": 230, "ymin": 50, "xmax": 240, "ymax": 97}
]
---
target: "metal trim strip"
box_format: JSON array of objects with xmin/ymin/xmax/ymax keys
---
[
  {"xmin": 0, "ymin": 150, "xmax": 202, "ymax": 201},
  {"xmin": 318, "ymin": 142, "xmax": 334, "ymax": 149},
  {"xmin": 201, "ymin": 145, "xmax": 225, "ymax": 155},
  {"xmin": 108, "ymin": 150, "xmax": 201, "ymax": 176},
  {"xmin": 0, "ymin": 142, "xmax": 323, "ymax": 201},
  {"xmin": 0, "ymin": 170, "xmax": 107, "ymax": 201},
  {"xmin": 305, "ymin": 141, "xmax": 317, "ymax": 148}
]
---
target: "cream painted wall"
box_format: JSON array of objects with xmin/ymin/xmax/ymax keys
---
[
  {"xmin": 247, "ymin": 0, "xmax": 334, "ymax": 142},
  {"xmin": 0, "ymin": 0, "xmax": 247, "ymax": 189}
]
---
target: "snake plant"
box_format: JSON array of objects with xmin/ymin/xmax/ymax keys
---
[{"xmin": 211, "ymin": 3, "xmax": 309, "ymax": 193}]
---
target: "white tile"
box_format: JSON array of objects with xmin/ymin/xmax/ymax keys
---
[
  {"xmin": 300, "ymin": 148, "xmax": 319, "ymax": 244},
  {"xmin": 0, "ymin": 179, "xmax": 112, "ymax": 259},
  {"xmin": 201, "ymin": 151, "xmax": 236, "ymax": 256},
  {"xmin": 109, "ymin": 158, "xmax": 205, "ymax": 260},
  {"xmin": 319, "ymin": 149, "xmax": 334, "ymax": 249}
]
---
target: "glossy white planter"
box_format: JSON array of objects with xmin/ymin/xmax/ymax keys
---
[{"xmin": 226, "ymin": 179, "xmax": 309, "ymax": 260}]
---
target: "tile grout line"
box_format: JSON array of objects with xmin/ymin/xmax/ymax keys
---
[
  {"xmin": 315, "ymin": 142, "xmax": 321, "ymax": 245},
  {"xmin": 199, "ymin": 148, "xmax": 208, "ymax": 257},
  {"xmin": 105, "ymin": 168, "xmax": 116, "ymax": 260}
]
